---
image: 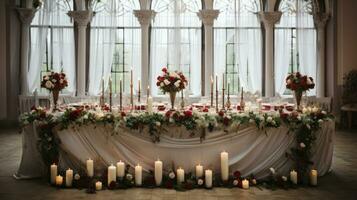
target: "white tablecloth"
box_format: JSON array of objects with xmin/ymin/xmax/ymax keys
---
[{"xmin": 15, "ymin": 121, "xmax": 335, "ymax": 179}]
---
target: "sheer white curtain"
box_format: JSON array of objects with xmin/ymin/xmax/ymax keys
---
[
  {"xmin": 150, "ymin": 0, "xmax": 202, "ymax": 96},
  {"xmin": 29, "ymin": 0, "xmax": 75, "ymax": 94},
  {"xmin": 274, "ymin": 29, "xmax": 291, "ymax": 95}
]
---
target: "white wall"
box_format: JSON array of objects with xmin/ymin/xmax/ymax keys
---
[{"xmin": 0, "ymin": 0, "xmax": 7, "ymax": 120}]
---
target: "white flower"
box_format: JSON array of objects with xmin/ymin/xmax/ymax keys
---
[
  {"xmin": 60, "ymin": 79, "xmax": 64, "ymax": 84},
  {"xmin": 197, "ymin": 179, "xmax": 204, "ymax": 185},
  {"xmin": 306, "ymin": 124, "xmax": 311, "ymax": 129},
  {"xmin": 45, "ymin": 81, "xmax": 54, "ymax": 89},
  {"xmin": 259, "ymin": 116, "xmax": 264, "ymax": 121},
  {"xmin": 249, "ymin": 119, "xmax": 255, "ymax": 123},
  {"xmin": 233, "ymin": 179, "xmax": 239, "ymax": 186},
  {"xmin": 170, "ymin": 72, "xmax": 178, "ymax": 77},
  {"xmin": 300, "ymin": 142, "xmax": 306, "ymax": 148},
  {"xmin": 286, "ymin": 79, "xmax": 291, "ymax": 84},
  {"xmin": 164, "ymin": 79, "xmax": 171, "ymax": 85},
  {"xmin": 74, "ymin": 173, "xmax": 80, "ymax": 180},
  {"xmin": 160, "ymin": 82, "xmax": 164, "ymax": 87},
  {"xmin": 251, "ymin": 179, "xmax": 257, "ymax": 185},
  {"xmin": 266, "ymin": 116, "xmax": 273, "ymax": 123},
  {"xmin": 155, "ymin": 121, "xmax": 161, "ymax": 126},
  {"xmin": 52, "ymin": 79, "xmax": 57, "ymax": 83},
  {"xmin": 83, "ymin": 114, "xmax": 88, "ymax": 120},
  {"xmin": 174, "ymin": 80, "xmax": 181, "ymax": 88},
  {"xmin": 282, "ymin": 176, "xmax": 288, "ymax": 181},
  {"xmin": 272, "ymin": 120, "xmax": 276, "ymax": 125},
  {"xmin": 318, "ymin": 119, "xmax": 323, "ymax": 124},
  {"xmin": 297, "ymin": 115, "xmax": 302, "ymax": 121},
  {"xmin": 307, "ymin": 78, "xmax": 312, "ymax": 85},
  {"xmin": 44, "ymin": 76, "xmax": 49, "ymax": 80},
  {"xmin": 169, "ymin": 172, "xmax": 175, "ymax": 179},
  {"xmin": 312, "ymin": 107, "xmax": 319, "ymax": 113},
  {"xmin": 269, "ymin": 167, "xmax": 276, "ymax": 174},
  {"xmin": 226, "ymin": 115, "xmax": 231, "ymax": 119},
  {"xmin": 321, "ymin": 111, "xmax": 327, "ymax": 115},
  {"xmin": 169, "ymin": 118, "xmax": 174, "ymax": 123},
  {"xmin": 126, "ymin": 173, "xmax": 133, "ymax": 181}
]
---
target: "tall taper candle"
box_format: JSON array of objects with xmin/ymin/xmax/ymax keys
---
[
  {"xmin": 147, "ymin": 85, "xmax": 150, "ymax": 102},
  {"xmin": 215, "ymin": 74, "xmax": 218, "ymax": 112},
  {"xmin": 138, "ymin": 79, "xmax": 141, "ymax": 103},
  {"xmin": 155, "ymin": 159, "xmax": 163, "ymax": 186},
  {"xmin": 222, "ymin": 73, "xmax": 225, "ymax": 110},
  {"xmin": 221, "ymin": 151, "xmax": 229, "ymax": 181},
  {"xmin": 210, "ymin": 76, "xmax": 214, "ymax": 107}
]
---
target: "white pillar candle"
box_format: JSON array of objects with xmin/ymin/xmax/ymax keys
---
[
  {"xmin": 50, "ymin": 163, "xmax": 57, "ymax": 184},
  {"xmin": 290, "ymin": 170, "xmax": 298, "ymax": 184},
  {"xmin": 154, "ymin": 159, "xmax": 163, "ymax": 186},
  {"xmin": 242, "ymin": 179, "xmax": 249, "ymax": 189},
  {"xmin": 135, "ymin": 164, "xmax": 142, "ymax": 186},
  {"xmin": 116, "ymin": 160, "xmax": 125, "ymax": 178},
  {"xmin": 86, "ymin": 159, "xmax": 94, "ymax": 177},
  {"xmin": 107, "ymin": 164, "xmax": 117, "ymax": 185},
  {"xmin": 177, "ymin": 168, "xmax": 185, "ymax": 184},
  {"xmin": 310, "ymin": 169, "xmax": 318, "ymax": 186},
  {"xmin": 95, "ymin": 181, "xmax": 102, "ymax": 191},
  {"xmin": 55, "ymin": 175, "xmax": 63, "ymax": 186},
  {"xmin": 195, "ymin": 164, "xmax": 203, "ymax": 178},
  {"xmin": 205, "ymin": 169, "xmax": 213, "ymax": 188},
  {"xmin": 220, "ymin": 151, "xmax": 229, "ymax": 181},
  {"xmin": 65, "ymin": 168, "xmax": 73, "ymax": 187}
]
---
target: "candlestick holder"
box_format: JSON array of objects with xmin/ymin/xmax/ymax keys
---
[
  {"xmin": 211, "ymin": 91, "xmax": 214, "ymax": 107},
  {"xmin": 215, "ymin": 90, "xmax": 219, "ymax": 113},
  {"xmin": 109, "ymin": 92, "xmax": 112, "ymax": 112},
  {"xmin": 119, "ymin": 92, "xmax": 123, "ymax": 111},
  {"xmin": 100, "ymin": 94, "xmax": 105, "ymax": 107},
  {"xmin": 222, "ymin": 88, "xmax": 225, "ymax": 110},
  {"xmin": 138, "ymin": 90, "xmax": 141, "ymax": 104},
  {"xmin": 226, "ymin": 97, "xmax": 231, "ymax": 110},
  {"xmin": 130, "ymin": 84, "xmax": 134, "ymax": 111}
]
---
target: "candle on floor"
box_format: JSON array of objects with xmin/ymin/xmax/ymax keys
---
[
  {"xmin": 55, "ymin": 175, "xmax": 63, "ymax": 186},
  {"xmin": 310, "ymin": 169, "xmax": 318, "ymax": 186},
  {"xmin": 177, "ymin": 168, "xmax": 185, "ymax": 184},
  {"xmin": 196, "ymin": 164, "xmax": 203, "ymax": 178},
  {"xmin": 135, "ymin": 164, "xmax": 142, "ymax": 186},
  {"xmin": 290, "ymin": 170, "xmax": 298, "ymax": 184},
  {"xmin": 95, "ymin": 181, "xmax": 102, "ymax": 191},
  {"xmin": 155, "ymin": 159, "xmax": 163, "ymax": 186},
  {"xmin": 50, "ymin": 163, "xmax": 57, "ymax": 184},
  {"xmin": 116, "ymin": 160, "xmax": 125, "ymax": 178},
  {"xmin": 65, "ymin": 168, "xmax": 73, "ymax": 187},
  {"xmin": 86, "ymin": 158, "xmax": 94, "ymax": 177},
  {"xmin": 242, "ymin": 179, "xmax": 249, "ymax": 189},
  {"xmin": 205, "ymin": 169, "xmax": 213, "ymax": 188},
  {"xmin": 220, "ymin": 151, "xmax": 229, "ymax": 181},
  {"xmin": 108, "ymin": 164, "xmax": 117, "ymax": 185}
]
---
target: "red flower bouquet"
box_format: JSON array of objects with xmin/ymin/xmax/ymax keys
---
[
  {"xmin": 285, "ymin": 72, "xmax": 315, "ymax": 110},
  {"xmin": 41, "ymin": 71, "xmax": 68, "ymax": 111}
]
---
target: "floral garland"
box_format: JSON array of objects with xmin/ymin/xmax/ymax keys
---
[{"xmin": 20, "ymin": 106, "xmax": 333, "ymax": 190}]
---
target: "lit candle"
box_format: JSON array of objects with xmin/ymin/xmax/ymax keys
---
[
  {"xmin": 50, "ymin": 163, "xmax": 57, "ymax": 184},
  {"xmin": 290, "ymin": 170, "xmax": 298, "ymax": 184},
  {"xmin": 116, "ymin": 160, "xmax": 125, "ymax": 178},
  {"xmin": 107, "ymin": 164, "xmax": 117, "ymax": 185},
  {"xmin": 220, "ymin": 151, "xmax": 229, "ymax": 181},
  {"xmin": 135, "ymin": 164, "xmax": 142, "ymax": 186},
  {"xmin": 95, "ymin": 181, "xmax": 102, "ymax": 191},
  {"xmin": 65, "ymin": 168, "xmax": 73, "ymax": 187},
  {"xmin": 86, "ymin": 159, "xmax": 94, "ymax": 177},
  {"xmin": 196, "ymin": 164, "xmax": 203, "ymax": 178},
  {"xmin": 310, "ymin": 169, "xmax": 318, "ymax": 186},
  {"xmin": 155, "ymin": 159, "xmax": 163, "ymax": 186},
  {"xmin": 177, "ymin": 168, "xmax": 185, "ymax": 184},
  {"xmin": 55, "ymin": 175, "xmax": 63, "ymax": 186},
  {"xmin": 242, "ymin": 179, "xmax": 249, "ymax": 189},
  {"xmin": 205, "ymin": 169, "xmax": 212, "ymax": 188}
]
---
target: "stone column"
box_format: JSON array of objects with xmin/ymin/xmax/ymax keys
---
[
  {"xmin": 134, "ymin": 10, "xmax": 156, "ymax": 92},
  {"xmin": 197, "ymin": 9, "xmax": 219, "ymax": 96},
  {"xmin": 67, "ymin": 11, "xmax": 93, "ymax": 96},
  {"xmin": 314, "ymin": 12, "xmax": 329, "ymax": 97},
  {"xmin": 259, "ymin": 11, "xmax": 282, "ymax": 97},
  {"xmin": 16, "ymin": 8, "xmax": 37, "ymax": 95}
]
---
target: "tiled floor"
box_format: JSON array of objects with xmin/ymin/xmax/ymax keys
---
[{"xmin": 0, "ymin": 127, "xmax": 356, "ymax": 200}]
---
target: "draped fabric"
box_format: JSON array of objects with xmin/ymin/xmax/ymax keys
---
[
  {"xmin": 214, "ymin": 0, "xmax": 262, "ymax": 94},
  {"xmin": 16, "ymin": 121, "xmax": 335, "ymax": 180},
  {"xmin": 29, "ymin": 0, "xmax": 75, "ymax": 95},
  {"xmin": 150, "ymin": 0, "xmax": 202, "ymax": 97}
]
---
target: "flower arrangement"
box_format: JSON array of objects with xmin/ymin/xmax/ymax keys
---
[
  {"xmin": 156, "ymin": 67, "xmax": 187, "ymax": 93},
  {"xmin": 41, "ymin": 72, "xmax": 68, "ymax": 91},
  {"xmin": 285, "ymin": 72, "xmax": 315, "ymax": 92}
]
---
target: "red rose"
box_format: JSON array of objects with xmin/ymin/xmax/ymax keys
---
[
  {"xmin": 233, "ymin": 171, "xmax": 241, "ymax": 178},
  {"xmin": 165, "ymin": 111, "xmax": 172, "ymax": 118},
  {"xmin": 121, "ymin": 112, "xmax": 126, "ymax": 117},
  {"xmin": 202, "ymin": 107, "xmax": 208, "ymax": 112},
  {"xmin": 162, "ymin": 67, "xmax": 167, "ymax": 73},
  {"xmin": 169, "ymin": 76, "xmax": 175, "ymax": 82},
  {"xmin": 184, "ymin": 110, "xmax": 192, "ymax": 117},
  {"xmin": 156, "ymin": 82, "xmax": 160, "ymax": 86},
  {"xmin": 218, "ymin": 110, "xmax": 225, "ymax": 117}
]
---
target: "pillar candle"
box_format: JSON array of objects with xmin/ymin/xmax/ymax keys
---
[
  {"xmin": 50, "ymin": 163, "xmax": 57, "ymax": 184},
  {"xmin": 55, "ymin": 175, "xmax": 63, "ymax": 186},
  {"xmin": 147, "ymin": 96, "xmax": 153, "ymax": 114},
  {"xmin": 220, "ymin": 151, "xmax": 229, "ymax": 181},
  {"xmin": 310, "ymin": 169, "xmax": 318, "ymax": 186},
  {"xmin": 95, "ymin": 181, "xmax": 102, "ymax": 191},
  {"xmin": 86, "ymin": 159, "xmax": 94, "ymax": 177},
  {"xmin": 205, "ymin": 170, "xmax": 212, "ymax": 188},
  {"xmin": 242, "ymin": 179, "xmax": 249, "ymax": 189},
  {"xmin": 135, "ymin": 164, "xmax": 142, "ymax": 186},
  {"xmin": 108, "ymin": 164, "xmax": 117, "ymax": 185},
  {"xmin": 116, "ymin": 160, "xmax": 125, "ymax": 178},
  {"xmin": 290, "ymin": 170, "xmax": 298, "ymax": 184},
  {"xmin": 177, "ymin": 168, "xmax": 185, "ymax": 184},
  {"xmin": 65, "ymin": 168, "xmax": 73, "ymax": 187},
  {"xmin": 195, "ymin": 164, "xmax": 203, "ymax": 178},
  {"xmin": 154, "ymin": 159, "xmax": 163, "ymax": 186}
]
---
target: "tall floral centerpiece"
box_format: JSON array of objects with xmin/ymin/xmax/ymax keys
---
[
  {"xmin": 286, "ymin": 72, "xmax": 315, "ymax": 111},
  {"xmin": 41, "ymin": 72, "xmax": 68, "ymax": 111},
  {"xmin": 156, "ymin": 67, "xmax": 187, "ymax": 110}
]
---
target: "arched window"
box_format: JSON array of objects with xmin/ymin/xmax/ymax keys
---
[
  {"xmin": 150, "ymin": 0, "xmax": 202, "ymax": 97},
  {"xmin": 29, "ymin": 0, "xmax": 75, "ymax": 94},
  {"xmin": 214, "ymin": 0, "xmax": 262, "ymax": 95},
  {"xmin": 88, "ymin": 0, "xmax": 141, "ymax": 95},
  {"xmin": 275, "ymin": 0, "xmax": 316, "ymax": 95}
]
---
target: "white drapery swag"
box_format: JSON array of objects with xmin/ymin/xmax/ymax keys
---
[
  {"xmin": 214, "ymin": 0, "xmax": 262, "ymax": 93},
  {"xmin": 28, "ymin": 0, "xmax": 76, "ymax": 95},
  {"xmin": 150, "ymin": 0, "xmax": 202, "ymax": 97},
  {"xmin": 88, "ymin": 0, "xmax": 141, "ymax": 95},
  {"xmin": 275, "ymin": 0, "xmax": 317, "ymax": 96}
]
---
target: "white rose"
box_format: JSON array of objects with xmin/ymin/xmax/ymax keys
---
[
  {"xmin": 267, "ymin": 116, "xmax": 273, "ymax": 122},
  {"xmin": 297, "ymin": 115, "xmax": 302, "ymax": 121},
  {"xmin": 164, "ymin": 79, "xmax": 170, "ymax": 85},
  {"xmin": 226, "ymin": 115, "xmax": 231, "ymax": 119},
  {"xmin": 282, "ymin": 176, "xmax": 288, "ymax": 181},
  {"xmin": 174, "ymin": 80, "xmax": 181, "ymax": 88},
  {"xmin": 269, "ymin": 167, "xmax": 276, "ymax": 174},
  {"xmin": 321, "ymin": 111, "xmax": 327, "ymax": 115},
  {"xmin": 318, "ymin": 119, "xmax": 323, "ymax": 124},
  {"xmin": 249, "ymin": 119, "xmax": 255, "ymax": 123},
  {"xmin": 52, "ymin": 79, "xmax": 57, "ymax": 83},
  {"xmin": 259, "ymin": 116, "xmax": 264, "ymax": 121},
  {"xmin": 197, "ymin": 179, "xmax": 204, "ymax": 186},
  {"xmin": 44, "ymin": 76, "xmax": 49, "ymax": 80},
  {"xmin": 60, "ymin": 79, "xmax": 64, "ymax": 84},
  {"xmin": 45, "ymin": 81, "xmax": 54, "ymax": 89},
  {"xmin": 233, "ymin": 179, "xmax": 239, "ymax": 186},
  {"xmin": 169, "ymin": 118, "xmax": 174, "ymax": 123},
  {"xmin": 272, "ymin": 120, "xmax": 276, "ymax": 125},
  {"xmin": 169, "ymin": 172, "xmax": 175, "ymax": 179},
  {"xmin": 155, "ymin": 121, "xmax": 161, "ymax": 126},
  {"xmin": 251, "ymin": 179, "xmax": 257, "ymax": 185},
  {"xmin": 160, "ymin": 82, "xmax": 164, "ymax": 87},
  {"xmin": 307, "ymin": 78, "xmax": 312, "ymax": 85},
  {"xmin": 83, "ymin": 114, "xmax": 88, "ymax": 120},
  {"xmin": 306, "ymin": 124, "xmax": 311, "ymax": 129},
  {"xmin": 286, "ymin": 79, "xmax": 291, "ymax": 84},
  {"xmin": 74, "ymin": 173, "xmax": 80, "ymax": 180},
  {"xmin": 300, "ymin": 142, "xmax": 306, "ymax": 148},
  {"xmin": 126, "ymin": 173, "xmax": 133, "ymax": 181}
]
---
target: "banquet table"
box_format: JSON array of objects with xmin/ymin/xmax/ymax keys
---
[{"xmin": 15, "ymin": 119, "xmax": 335, "ymax": 180}]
